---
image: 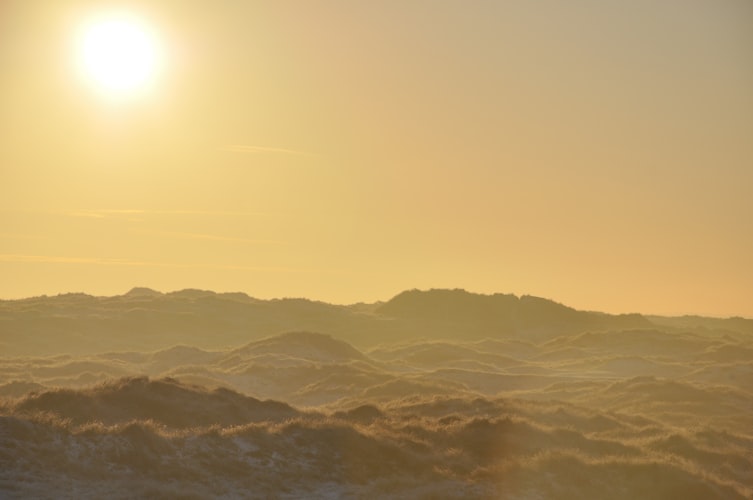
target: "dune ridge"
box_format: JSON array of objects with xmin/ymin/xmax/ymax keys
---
[{"xmin": 2, "ymin": 289, "xmax": 752, "ymax": 498}]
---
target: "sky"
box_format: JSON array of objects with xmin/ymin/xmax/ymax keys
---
[{"xmin": 1, "ymin": 0, "xmax": 752, "ymax": 317}]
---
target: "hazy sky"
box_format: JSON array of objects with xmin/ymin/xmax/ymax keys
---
[{"xmin": 1, "ymin": 0, "xmax": 751, "ymax": 316}]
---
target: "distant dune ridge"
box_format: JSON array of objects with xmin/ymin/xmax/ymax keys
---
[
  {"xmin": 2, "ymin": 287, "xmax": 750, "ymax": 357},
  {"xmin": 1, "ymin": 289, "xmax": 752, "ymax": 498}
]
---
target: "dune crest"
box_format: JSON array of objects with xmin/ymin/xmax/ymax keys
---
[{"xmin": 2, "ymin": 289, "xmax": 752, "ymax": 498}]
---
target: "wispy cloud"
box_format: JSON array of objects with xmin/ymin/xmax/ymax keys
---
[
  {"xmin": 0, "ymin": 254, "xmax": 330, "ymax": 273},
  {"xmin": 1, "ymin": 208, "xmax": 273, "ymax": 219},
  {"xmin": 136, "ymin": 230, "xmax": 284, "ymax": 245},
  {"xmin": 62, "ymin": 209, "xmax": 271, "ymax": 219},
  {"xmin": 219, "ymin": 144, "xmax": 316, "ymax": 157},
  {"xmin": 205, "ymin": 263, "xmax": 330, "ymax": 273},
  {"xmin": 0, "ymin": 254, "xmax": 148, "ymax": 266},
  {"xmin": 65, "ymin": 209, "xmax": 146, "ymax": 219},
  {"xmin": 0, "ymin": 233, "xmax": 44, "ymax": 240}
]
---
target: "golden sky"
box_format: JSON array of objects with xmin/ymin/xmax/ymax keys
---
[{"xmin": 1, "ymin": 1, "xmax": 751, "ymax": 316}]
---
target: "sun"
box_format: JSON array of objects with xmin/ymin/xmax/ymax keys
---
[{"xmin": 75, "ymin": 13, "xmax": 163, "ymax": 97}]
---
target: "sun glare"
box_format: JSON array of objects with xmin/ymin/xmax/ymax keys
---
[{"xmin": 76, "ymin": 13, "xmax": 162, "ymax": 97}]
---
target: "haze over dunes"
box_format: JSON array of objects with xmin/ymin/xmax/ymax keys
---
[
  {"xmin": 2, "ymin": 0, "xmax": 751, "ymax": 497},
  {"xmin": 2, "ymin": 289, "xmax": 752, "ymax": 498}
]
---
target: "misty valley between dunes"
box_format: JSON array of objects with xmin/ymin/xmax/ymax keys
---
[{"xmin": 1, "ymin": 288, "xmax": 752, "ymax": 499}]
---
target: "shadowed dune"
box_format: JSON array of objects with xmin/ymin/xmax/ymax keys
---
[
  {"xmin": 1, "ymin": 289, "xmax": 752, "ymax": 498},
  {"xmin": 2, "ymin": 378, "xmax": 751, "ymax": 499},
  {"xmin": 10, "ymin": 376, "xmax": 301, "ymax": 428}
]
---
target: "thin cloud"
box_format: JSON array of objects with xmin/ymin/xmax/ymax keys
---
[
  {"xmin": 136, "ymin": 230, "xmax": 284, "ymax": 245},
  {"xmin": 0, "ymin": 254, "xmax": 148, "ymax": 266},
  {"xmin": 0, "ymin": 254, "xmax": 330, "ymax": 273},
  {"xmin": 0, "ymin": 233, "xmax": 44, "ymax": 240},
  {"xmin": 0, "ymin": 208, "xmax": 272, "ymax": 219},
  {"xmin": 203, "ymin": 265, "xmax": 335, "ymax": 273},
  {"xmin": 219, "ymin": 144, "xmax": 316, "ymax": 157},
  {"xmin": 63, "ymin": 209, "xmax": 272, "ymax": 219}
]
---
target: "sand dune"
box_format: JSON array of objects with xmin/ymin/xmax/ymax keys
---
[
  {"xmin": 1, "ymin": 289, "xmax": 752, "ymax": 498},
  {"xmin": 2, "ymin": 378, "xmax": 750, "ymax": 499}
]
